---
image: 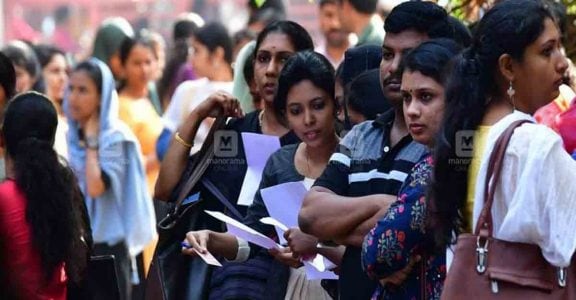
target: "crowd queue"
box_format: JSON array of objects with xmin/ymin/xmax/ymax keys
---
[{"xmin": 1, "ymin": 0, "xmax": 576, "ymax": 299}]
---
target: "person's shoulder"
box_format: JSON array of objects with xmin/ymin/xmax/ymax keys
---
[{"xmin": 513, "ymin": 122, "xmax": 563, "ymax": 154}]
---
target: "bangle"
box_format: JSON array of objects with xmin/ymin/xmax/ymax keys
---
[{"xmin": 175, "ymin": 132, "xmax": 193, "ymax": 148}]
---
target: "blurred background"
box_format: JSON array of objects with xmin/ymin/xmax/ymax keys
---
[{"xmin": 3, "ymin": 0, "xmax": 576, "ymax": 61}]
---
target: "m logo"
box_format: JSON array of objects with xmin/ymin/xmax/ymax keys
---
[
  {"xmin": 455, "ymin": 130, "xmax": 474, "ymax": 158},
  {"xmin": 214, "ymin": 130, "xmax": 238, "ymax": 157}
]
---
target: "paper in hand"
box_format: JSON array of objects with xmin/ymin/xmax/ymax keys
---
[
  {"xmin": 205, "ymin": 210, "xmax": 280, "ymax": 250},
  {"xmin": 237, "ymin": 133, "xmax": 281, "ymax": 206},
  {"xmin": 193, "ymin": 248, "xmax": 222, "ymax": 267}
]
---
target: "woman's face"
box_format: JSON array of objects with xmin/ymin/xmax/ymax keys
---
[
  {"xmin": 510, "ymin": 18, "xmax": 569, "ymax": 114},
  {"xmin": 401, "ymin": 70, "xmax": 445, "ymax": 147},
  {"xmin": 14, "ymin": 65, "xmax": 34, "ymax": 93},
  {"xmin": 190, "ymin": 39, "xmax": 212, "ymax": 79},
  {"xmin": 285, "ymin": 80, "xmax": 336, "ymax": 149},
  {"xmin": 254, "ymin": 33, "xmax": 296, "ymax": 104},
  {"xmin": 68, "ymin": 70, "xmax": 100, "ymax": 123},
  {"xmin": 123, "ymin": 44, "xmax": 155, "ymax": 89},
  {"xmin": 43, "ymin": 53, "xmax": 68, "ymax": 102}
]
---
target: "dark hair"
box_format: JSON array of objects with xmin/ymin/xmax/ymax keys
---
[
  {"xmin": 544, "ymin": 0, "xmax": 567, "ymax": 39},
  {"xmin": 255, "ymin": 21, "xmax": 314, "ymax": 54},
  {"xmin": 194, "ymin": 22, "xmax": 233, "ymax": 65},
  {"xmin": 2, "ymin": 41, "xmax": 40, "ymax": 81},
  {"xmin": 340, "ymin": 44, "xmax": 382, "ymax": 86},
  {"xmin": 400, "ymin": 38, "xmax": 463, "ymax": 87},
  {"xmin": 243, "ymin": 51, "xmax": 255, "ymax": 85},
  {"xmin": 0, "ymin": 52, "xmax": 16, "ymax": 100},
  {"xmin": 338, "ymin": 0, "xmax": 377, "ymax": 14},
  {"xmin": 158, "ymin": 40, "xmax": 189, "ymax": 104},
  {"xmin": 3, "ymin": 92, "xmax": 88, "ymax": 282},
  {"xmin": 427, "ymin": 0, "xmax": 554, "ymax": 253},
  {"xmin": 448, "ymin": 16, "xmax": 472, "ymax": 48},
  {"xmin": 119, "ymin": 36, "xmax": 157, "ymax": 66},
  {"xmin": 74, "ymin": 60, "xmax": 103, "ymax": 94},
  {"xmin": 274, "ymin": 51, "xmax": 336, "ymax": 123},
  {"xmin": 233, "ymin": 29, "xmax": 257, "ymax": 49},
  {"xmin": 248, "ymin": 8, "xmax": 287, "ymax": 28},
  {"xmin": 385, "ymin": 1, "xmax": 455, "ymax": 41},
  {"xmin": 173, "ymin": 17, "xmax": 201, "ymax": 41},
  {"xmin": 33, "ymin": 44, "xmax": 66, "ymax": 69},
  {"xmin": 319, "ymin": 0, "xmax": 337, "ymax": 7},
  {"xmin": 345, "ymin": 68, "xmax": 390, "ymax": 121}
]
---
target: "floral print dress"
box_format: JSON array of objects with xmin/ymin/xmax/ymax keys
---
[{"xmin": 361, "ymin": 154, "xmax": 446, "ymax": 300}]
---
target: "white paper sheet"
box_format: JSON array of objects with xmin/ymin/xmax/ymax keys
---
[
  {"xmin": 303, "ymin": 262, "xmax": 339, "ymax": 280},
  {"xmin": 260, "ymin": 217, "xmax": 289, "ymax": 232},
  {"xmin": 260, "ymin": 181, "xmax": 307, "ymax": 228},
  {"xmin": 237, "ymin": 133, "xmax": 281, "ymax": 206},
  {"xmin": 205, "ymin": 210, "xmax": 280, "ymax": 249},
  {"xmin": 193, "ymin": 248, "xmax": 222, "ymax": 267}
]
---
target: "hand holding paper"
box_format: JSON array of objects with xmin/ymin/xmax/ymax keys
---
[{"xmin": 205, "ymin": 210, "xmax": 280, "ymax": 250}]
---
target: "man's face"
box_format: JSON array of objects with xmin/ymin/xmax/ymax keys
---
[
  {"xmin": 319, "ymin": 3, "xmax": 348, "ymax": 47},
  {"xmin": 380, "ymin": 30, "xmax": 429, "ymax": 106},
  {"xmin": 336, "ymin": 0, "xmax": 354, "ymax": 33}
]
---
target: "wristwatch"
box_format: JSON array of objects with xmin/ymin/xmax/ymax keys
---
[{"xmin": 85, "ymin": 136, "xmax": 99, "ymax": 150}]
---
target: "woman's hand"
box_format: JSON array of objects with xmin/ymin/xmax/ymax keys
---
[
  {"xmin": 269, "ymin": 247, "xmax": 303, "ymax": 268},
  {"xmin": 284, "ymin": 228, "xmax": 318, "ymax": 259},
  {"xmin": 84, "ymin": 113, "xmax": 100, "ymax": 138},
  {"xmin": 181, "ymin": 230, "xmax": 211, "ymax": 256},
  {"xmin": 194, "ymin": 91, "xmax": 244, "ymax": 120}
]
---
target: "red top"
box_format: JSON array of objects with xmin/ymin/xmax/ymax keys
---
[{"xmin": 0, "ymin": 180, "xmax": 67, "ymax": 299}]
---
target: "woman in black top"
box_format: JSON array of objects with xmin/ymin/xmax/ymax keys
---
[{"xmin": 183, "ymin": 51, "xmax": 342, "ymax": 299}]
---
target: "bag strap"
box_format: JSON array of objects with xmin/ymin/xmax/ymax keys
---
[
  {"xmin": 201, "ymin": 178, "xmax": 243, "ymax": 220},
  {"xmin": 475, "ymin": 119, "xmax": 531, "ymax": 237},
  {"xmin": 172, "ymin": 116, "xmax": 227, "ymax": 211}
]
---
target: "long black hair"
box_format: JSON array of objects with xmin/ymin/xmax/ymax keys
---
[
  {"xmin": 194, "ymin": 22, "xmax": 233, "ymax": 65},
  {"xmin": 427, "ymin": 0, "xmax": 554, "ymax": 253},
  {"xmin": 3, "ymin": 92, "xmax": 88, "ymax": 282},
  {"xmin": 0, "ymin": 52, "xmax": 16, "ymax": 100}
]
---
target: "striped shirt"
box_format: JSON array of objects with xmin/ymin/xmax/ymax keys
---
[
  {"xmin": 315, "ymin": 109, "xmax": 427, "ymax": 198},
  {"xmin": 314, "ymin": 109, "xmax": 427, "ymax": 300}
]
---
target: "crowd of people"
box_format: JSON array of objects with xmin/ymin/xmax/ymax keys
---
[{"xmin": 1, "ymin": 0, "xmax": 576, "ymax": 299}]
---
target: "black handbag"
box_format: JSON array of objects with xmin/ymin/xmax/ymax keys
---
[{"xmin": 145, "ymin": 116, "xmax": 243, "ymax": 300}]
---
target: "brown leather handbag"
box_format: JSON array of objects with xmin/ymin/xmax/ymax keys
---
[{"xmin": 441, "ymin": 120, "xmax": 576, "ymax": 299}]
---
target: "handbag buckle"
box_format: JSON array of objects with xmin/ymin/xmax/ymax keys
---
[
  {"xmin": 491, "ymin": 280, "xmax": 499, "ymax": 293},
  {"xmin": 476, "ymin": 237, "xmax": 489, "ymax": 273},
  {"xmin": 558, "ymin": 267, "xmax": 567, "ymax": 287}
]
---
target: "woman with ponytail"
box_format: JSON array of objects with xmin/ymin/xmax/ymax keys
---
[
  {"xmin": 0, "ymin": 92, "xmax": 89, "ymax": 298},
  {"xmin": 428, "ymin": 0, "xmax": 576, "ymax": 271}
]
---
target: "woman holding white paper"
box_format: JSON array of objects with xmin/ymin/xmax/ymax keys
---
[{"xmin": 183, "ymin": 51, "xmax": 342, "ymax": 299}]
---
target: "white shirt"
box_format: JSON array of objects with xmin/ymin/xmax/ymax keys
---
[
  {"xmin": 472, "ymin": 110, "xmax": 576, "ymax": 267},
  {"xmin": 162, "ymin": 78, "xmax": 233, "ymax": 153}
]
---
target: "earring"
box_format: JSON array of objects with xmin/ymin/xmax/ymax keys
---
[{"xmin": 507, "ymin": 81, "xmax": 516, "ymax": 109}]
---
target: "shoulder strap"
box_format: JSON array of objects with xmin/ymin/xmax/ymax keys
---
[
  {"xmin": 475, "ymin": 119, "xmax": 532, "ymax": 237},
  {"xmin": 172, "ymin": 116, "xmax": 226, "ymax": 211}
]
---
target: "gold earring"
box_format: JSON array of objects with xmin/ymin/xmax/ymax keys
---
[{"xmin": 507, "ymin": 81, "xmax": 516, "ymax": 109}]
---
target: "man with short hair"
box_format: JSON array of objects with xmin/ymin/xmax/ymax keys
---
[
  {"xmin": 299, "ymin": 2, "xmax": 467, "ymax": 299},
  {"xmin": 337, "ymin": 0, "xmax": 384, "ymax": 46},
  {"xmin": 316, "ymin": 0, "xmax": 350, "ymax": 68}
]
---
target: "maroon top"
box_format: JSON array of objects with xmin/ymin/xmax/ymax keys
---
[{"xmin": 0, "ymin": 180, "xmax": 66, "ymax": 299}]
